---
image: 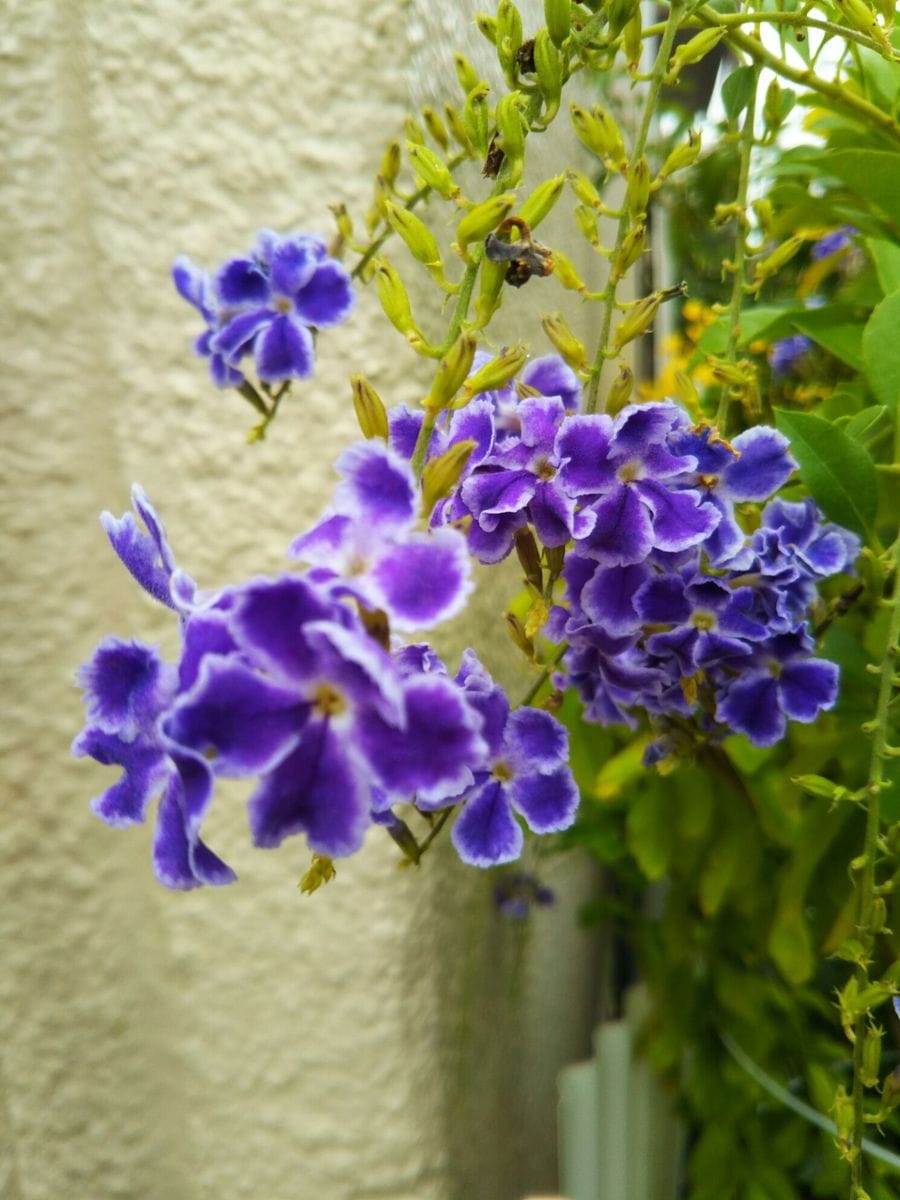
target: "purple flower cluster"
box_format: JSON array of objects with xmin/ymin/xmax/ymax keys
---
[
  {"xmin": 393, "ymin": 357, "xmax": 857, "ymax": 751},
  {"xmin": 174, "ymin": 229, "xmax": 354, "ymax": 387},
  {"xmin": 73, "ymin": 465, "xmax": 579, "ymax": 888}
]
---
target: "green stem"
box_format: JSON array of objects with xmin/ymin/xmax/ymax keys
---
[
  {"xmin": 850, "ymin": 546, "xmax": 900, "ymax": 1194},
  {"xmin": 697, "ymin": 7, "xmax": 900, "ymax": 145},
  {"xmin": 644, "ymin": 11, "xmax": 888, "ymax": 57},
  {"xmin": 518, "ymin": 643, "xmax": 568, "ymax": 708},
  {"xmin": 584, "ymin": 0, "xmax": 685, "ymax": 415},
  {"xmin": 716, "ymin": 64, "xmax": 759, "ymax": 432}
]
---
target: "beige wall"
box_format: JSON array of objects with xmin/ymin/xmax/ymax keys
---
[{"xmin": 1, "ymin": 3, "xmax": 599, "ymax": 1198}]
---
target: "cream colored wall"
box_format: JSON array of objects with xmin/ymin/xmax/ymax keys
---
[{"xmin": 1, "ymin": 3, "xmax": 600, "ymax": 1198}]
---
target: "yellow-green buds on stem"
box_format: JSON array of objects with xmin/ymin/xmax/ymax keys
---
[
  {"xmin": 623, "ymin": 9, "xmax": 643, "ymax": 73},
  {"xmin": 550, "ymin": 249, "xmax": 590, "ymax": 295},
  {"xmin": 533, "ymin": 29, "xmax": 564, "ymax": 123},
  {"xmin": 612, "ymin": 221, "xmax": 646, "ymax": 281},
  {"xmin": 665, "ymin": 28, "xmax": 726, "ymax": 85},
  {"xmin": 607, "ymin": 365, "xmax": 634, "ymax": 412},
  {"xmin": 655, "ymin": 130, "xmax": 702, "ymax": 186},
  {"xmin": 545, "ymin": 0, "xmax": 571, "ymax": 46},
  {"xmin": 454, "ymin": 51, "xmax": 481, "ymax": 96},
  {"xmin": 406, "ymin": 141, "xmax": 461, "ymax": 202},
  {"xmin": 861, "ymin": 1024, "xmax": 884, "ymax": 1089},
  {"xmin": 474, "ymin": 255, "xmax": 507, "ymax": 327},
  {"xmin": 350, "ymin": 374, "xmax": 389, "ymax": 441},
  {"xmin": 496, "ymin": 0, "xmax": 524, "ymax": 84},
  {"xmin": 834, "ymin": 0, "xmax": 893, "ymax": 52},
  {"xmin": 375, "ymin": 258, "xmax": 425, "ymax": 345},
  {"xmin": 459, "ymin": 342, "xmax": 529, "ymax": 402},
  {"xmin": 422, "ymin": 105, "xmax": 450, "ymax": 151},
  {"xmin": 475, "ymin": 12, "xmax": 498, "ymax": 44},
  {"xmin": 425, "ymin": 334, "xmax": 478, "ymax": 411},
  {"xmin": 495, "ymin": 92, "xmax": 528, "ymax": 184},
  {"xmin": 421, "ymin": 439, "xmax": 477, "ymax": 516},
  {"xmin": 381, "ymin": 140, "xmax": 402, "ymax": 188},
  {"xmin": 299, "ymin": 854, "xmax": 336, "ymax": 895},
  {"xmin": 519, "ymin": 174, "xmax": 566, "ymax": 230},
  {"xmin": 455, "ymin": 193, "xmax": 518, "ymax": 261},
  {"xmin": 542, "ymin": 312, "xmax": 589, "ymax": 371},
  {"xmin": 384, "ymin": 201, "xmax": 440, "ymax": 266},
  {"xmin": 462, "ymin": 82, "xmax": 492, "ymax": 157},
  {"xmin": 613, "ymin": 284, "xmax": 685, "ymax": 351},
  {"xmin": 626, "ymin": 156, "xmax": 651, "ymax": 219},
  {"xmin": 751, "ymin": 235, "xmax": 805, "ymax": 290},
  {"xmin": 570, "ymin": 102, "xmax": 628, "ymax": 173}
]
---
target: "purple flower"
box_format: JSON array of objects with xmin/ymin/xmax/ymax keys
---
[
  {"xmin": 811, "ymin": 225, "xmax": 857, "ymax": 261},
  {"xmin": 289, "ymin": 441, "xmax": 473, "ymax": 632},
  {"xmin": 100, "ymin": 485, "xmax": 196, "ymax": 612},
  {"xmin": 769, "ymin": 334, "xmax": 813, "ymax": 377},
  {"xmin": 447, "ymin": 652, "xmax": 579, "ymax": 866},
  {"xmin": 174, "ymin": 230, "xmax": 354, "ymax": 386}
]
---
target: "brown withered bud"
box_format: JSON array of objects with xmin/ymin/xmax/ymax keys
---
[
  {"xmin": 484, "ymin": 217, "xmax": 554, "ymax": 288},
  {"xmin": 514, "ymin": 528, "xmax": 544, "ymax": 593},
  {"xmin": 483, "ymin": 133, "xmax": 505, "ymax": 178},
  {"xmin": 516, "ymin": 38, "xmax": 536, "ymax": 73}
]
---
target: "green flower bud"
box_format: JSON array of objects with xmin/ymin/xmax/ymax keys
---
[
  {"xmin": 533, "ymin": 29, "xmax": 564, "ymax": 122},
  {"xmin": 463, "ymin": 83, "xmax": 492, "ymax": 157},
  {"xmin": 623, "ymin": 9, "xmax": 642, "ymax": 71},
  {"xmin": 406, "ymin": 142, "xmax": 460, "ymax": 202},
  {"xmin": 350, "ymin": 374, "xmax": 389, "ymax": 441},
  {"xmin": 542, "ymin": 312, "xmax": 589, "ymax": 371},
  {"xmin": 518, "ymin": 174, "xmax": 566, "ymax": 230},
  {"xmin": 752, "ymin": 235, "xmax": 805, "ymax": 286},
  {"xmin": 329, "ymin": 202, "xmax": 354, "ymax": 244},
  {"xmin": 792, "ymin": 774, "xmax": 842, "ymax": 799},
  {"xmin": 665, "ymin": 28, "xmax": 726, "ymax": 84},
  {"xmin": 384, "ymin": 201, "xmax": 441, "ymax": 267},
  {"xmin": 461, "ymin": 342, "xmax": 529, "ymax": 399},
  {"xmin": 763, "ymin": 79, "xmax": 784, "ymax": 136},
  {"xmin": 455, "ymin": 193, "xmax": 518, "ymax": 259},
  {"xmin": 422, "ymin": 106, "xmax": 450, "ymax": 151},
  {"xmin": 607, "ymin": 365, "xmax": 633, "ymax": 412},
  {"xmin": 404, "ymin": 115, "xmax": 426, "ymax": 146},
  {"xmin": 568, "ymin": 169, "xmax": 603, "ymax": 209},
  {"xmin": 381, "ymin": 140, "xmax": 402, "ymax": 188},
  {"xmin": 834, "ymin": 0, "xmax": 890, "ymax": 47},
  {"xmin": 365, "ymin": 174, "xmax": 391, "ymax": 234},
  {"xmin": 751, "ymin": 198, "xmax": 774, "ymax": 238},
  {"xmin": 426, "ymin": 334, "xmax": 478, "ymax": 409},
  {"xmin": 832, "ymin": 1084, "xmax": 854, "ymax": 1153},
  {"xmin": 506, "ymin": 611, "xmax": 536, "ymax": 661},
  {"xmin": 496, "ymin": 92, "xmax": 528, "ymax": 184},
  {"xmin": 613, "ymin": 292, "xmax": 663, "ymax": 350},
  {"xmin": 606, "ymin": 0, "xmax": 638, "ymax": 37},
  {"xmin": 545, "ymin": 0, "xmax": 571, "ymax": 46},
  {"xmin": 550, "ymin": 248, "xmax": 587, "ymax": 293},
  {"xmin": 375, "ymin": 259, "xmax": 419, "ymax": 338},
  {"xmin": 626, "ymin": 156, "xmax": 651, "ymax": 219},
  {"xmin": 444, "ymin": 103, "xmax": 475, "ymax": 154},
  {"xmin": 474, "ymin": 256, "xmax": 507, "ymax": 327},
  {"xmin": 497, "ymin": 0, "xmax": 524, "ymax": 79},
  {"xmin": 475, "ymin": 12, "xmax": 498, "ymax": 44},
  {"xmin": 454, "ymin": 51, "xmax": 481, "ymax": 96},
  {"xmin": 612, "ymin": 221, "xmax": 646, "ymax": 281},
  {"xmin": 575, "ymin": 204, "xmax": 600, "ymax": 248},
  {"xmin": 871, "ymin": 897, "xmax": 887, "ymax": 934},
  {"xmin": 570, "ymin": 102, "xmax": 627, "ymax": 171},
  {"xmin": 421, "ymin": 439, "xmax": 477, "ymax": 516},
  {"xmin": 861, "ymin": 1025, "xmax": 883, "ymax": 1089},
  {"xmin": 657, "ymin": 129, "xmax": 702, "ymax": 183}
]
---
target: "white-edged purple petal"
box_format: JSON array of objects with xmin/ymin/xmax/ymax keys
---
[
  {"xmin": 254, "ymin": 313, "xmax": 315, "ymax": 382},
  {"xmin": 555, "ymin": 414, "xmax": 616, "ymax": 496},
  {"xmin": 466, "ymin": 511, "xmax": 524, "ymax": 563},
  {"xmin": 268, "ymin": 239, "xmax": 319, "ymax": 297},
  {"xmin": 447, "ymin": 399, "xmax": 495, "ymax": 464},
  {"xmin": 779, "ymin": 658, "xmax": 839, "ymax": 721},
  {"xmin": 76, "ymin": 638, "xmax": 176, "ymax": 742},
  {"xmin": 293, "ymin": 260, "xmax": 355, "ymax": 327},
  {"xmin": 581, "ymin": 562, "xmax": 651, "ymax": 635},
  {"xmin": 527, "ymin": 482, "xmax": 577, "ymax": 548},
  {"xmin": 613, "ymin": 402, "xmax": 679, "ymax": 454},
  {"xmin": 451, "ymin": 780, "xmax": 523, "ymax": 866},
  {"xmin": 510, "ymin": 765, "xmax": 579, "ymax": 833},
  {"xmin": 522, "ymin": 354, "xmax": 581, "ymax": 410},
  {"xmin": 215, "ymin": 257, "xmax": 271, "ymax": 307},
  {"xmin": 370, "ymin": 528, "xmax": 473, "ymax": 631},
  {"xmin": 167, "ymin": 656, "xmax": 306, "ymax": 776},
  {"xmin": 505, "ymin": 707, "xmax": 568, "ymax": 774},
  {"xmin": 637, "ymin": 479, "xmax": 720, "ymax": 552},
  {"xmin": 718, "ymin": 673, "xmax": 785, "ymax": 746},
  {"xmin": 230, "ymin": 575, "xmax": 338, "ymax": 682},
  {"xmin": 634, "ymin": 574, "xmax": 690, "ymax": 625},
  {"xmin": 302, "ymin": 619, "xmax": 405, "ymax": 726},
  {"xmin": 247, "ymin": 719, "xmax": 370, "ymax": 856},
  {"xmin": 73, "ymin": 727, "xmax": 169, "ymax": 827},
  {"xmin": 517, "ymin": 394, "xmax": 567, "ymax": 449},
  {"xmin": 212, "ymin": 307, "xmax": 273, "ymax": 362},
  {"xmin": 100, "ymin": 511, "xmax": 176, "ymax": 609},
  {"xmin": 288, "ymin": 513, "xmax": 354, "ymax": 565},
  {"xmin": 462, "ymin": 468, "xmax": 536, "ymax": 529},
  {"xmin": 723, "ymin": 426, "xmax": 795, "ymax": 501},
  {"xmin": 172, "ymin": 256, "xmax": 212, "ymax": 314},
  {"xmin": 333, "ymin": 441, "xmax": 417, "ymax": 531},
  {"xmin": 580, "ymin": 483, "xmax": 654, "ymax": 565}
]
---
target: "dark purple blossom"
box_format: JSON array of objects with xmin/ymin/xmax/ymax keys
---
[
  {"xmin": 811, "ymin": 225, "xmax": 857, "ymax": 261},
  {"xmin": 769, "ymin": 334, "xmax": 813, "ymax": 377}
]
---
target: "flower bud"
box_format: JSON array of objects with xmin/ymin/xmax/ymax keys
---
[
  {"xmin": 365, "ymin": 174, "xmax": 391, "ymax": 234},
  {"xmin": 607, "ymin": 365, "xmax": 633, "ymax": 412},
  {"xmin": 752, "ymin": 235, "xmax": 805, "ymax": 286},
  {"xmin": 422, "ymin": 106, "xmax": 450, "ymax": 151},
  {"xmin": 463, "ymin": 83, "xmax": 492, "ymax": 157},
  {"xmin": 506, "ymin": 612, "xmax": 536, "ymax": 660},
  {"xmin": 551, "ymin": 249, "xmax": 587, "ymax": 293},
  {"xmin": 545, "ymin": 0, "xmax": 571, "ymax": 46},
  {"xmin": 497, "ymin": 0, "xmax": 524, "ymax": 79},
  {"xmin": 575, "ymin": 204, "xmax": 600, "ymax": 248},
  {"xmin": 329, "ymin": 202, "xmax": 354, "ymax": 244},
  {"xmin": 657, "ymin": 129, "xmax": 702, "ymax": 183},
  {"xmin": 519, "ymin": 174, "xmax": 566, "ymax": 230},
  {"xmin": 542, "ymin": 313, "xmax": 589, "ymax": 371},
  {"xmin": 496, "ymin": 92, "xmax": 528, "ymax": 183},
  {"xmin": 623, "ymin": 9, "xmax": 642, "ymax": 71},
  {"xmin": 475, "ymin": 12, "xmax": 498, "ymax": 44},
  {"xmin": 568, "ymin": 169, "xmax": 603, "ymax": 209},
  {"xmin": 626, "ymin": 156, "xmax": 651, "ymax": 219},
  {"xmin": 384, "ymin": 201, "xmax": 441, "ymax": 267},
  {"xmin": 454, "ymin": 51, "xmax": 481, "ymax": 96},
  {"xmin": 381, "ymin": 140, "xmax": 402, "ymax": 187},
  {"xmin": 406, "ymin": 142, "xmax": 460, "ymax": 202},
  {"xmin": 606, "ymin": 0, "xmax": 638, "ymax": 37},
  {"xmin": 515, "ymin": 528, "xmax": 544, "ymax": 592},
  {"xmin": 752, "ymin": 198, "xmax": 774, "ymax": 239},
  {"xmin": 570, "ymin": 102, "xmax": 627, "ymax": 171},
  {"xmin": 445, "ymin": 103, "xmax": 475, "ymax": 155},
  {"xmin": 613, "ymin": 293, "xmax": 663, "ymax": 350},
  {"xmin": 534, "ymin": 29, "xmax": 564, "ymax": 121},
  {"xmin": 792, "ymin": 774, "xmax": 842, "ymax": 800},
  {"xmin": 421, "ymin": 439, "xmax": 477, "ymax": 515},
  {"xmin": 427, "ymin": 334, "xmax": 478, "ymax": 409},
  {"xmin": 350, "ymin": 375, "xmax": 389, "ymax": 441},
  {"xmin": 834, "ymin": 0, "xmax": 890, "ymax": 48},
  {"xmin": 861, "ymin": 1025, "xmax": 883, "ymax": 1089},
  {"xmin": 871, "ymin": 897, "xmax": 887, "ymax": 933},
  {"xmin": 462, "ymin": 342, "xmax": 529, "ymax": 398},
  {"xmin": 612, "ymin": 221, "xmax": 646, "ymax": 281},
  {"xmin": 455, "ymin": 193, "xmax": 518, "ymax": 259},
  {"xmin": 404, "ymin": 115, "xmax": 426, "ymax": 146},
  {"xmin": 375, "ymin": 259, "xmax": 419, "ymax": 338},
  {"xmin": 665, "ymin": 28, "xmax": 726, "ymax": 84},
  {"xmin": 763, "ymin": 79, "xmax": 784, "ymax": 136}
]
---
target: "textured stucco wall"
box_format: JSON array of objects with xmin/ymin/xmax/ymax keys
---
[{"xmin": 1, "ymin": 3, "xmax": 600, "ymax": 1198}]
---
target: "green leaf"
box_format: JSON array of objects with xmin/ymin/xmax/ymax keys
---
[
  {"xmin": 790, "ymin": 306, "xmax": 865, "ymax": 371},
  {"xmin": 815, "ymin": 149, "xmax": 900, "ymax": 229},
  {"xmin": 768, "ymin": 902, "xmax": 814, "ymax": 985},
  {"xmin": 846, "ymin": 405, "xmax": 891, "ymax": 447},
  {"xmin": 626, "ymin": 787, "xmax": 669, "ymax": 880},
  {"xmin": 722, "ymin": 66, "xmax": 756, "ymax": 123},
  {"xmin": 866, "ymin": 238, "xmax": 900, "ymax": 296},
  {"xmin": 863, "ymin": 289, "xmax": 900, "ymax": 411},
  {"xmin": 774, "ymin": 409, "xmax": 878, "ymax": 539}
]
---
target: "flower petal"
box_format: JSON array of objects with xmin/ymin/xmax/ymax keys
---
[
  {"xmin": 718, "ymin": 673, "xmax": 785, "ymax": 746},
  {"xmin": 371, "ymin": 529, "xmax": 473, "ymax": 631},
  {"xmin": 505, "ymin": 707, "xmax": 568, "ymax": 774},
  {"xmin": 451, "ymin": 781, "xmax": 523, "ymax": 866},
  {"xmin": 76, "ymin": 638, "xmax": 175, "ymax": 741},
  {"xmin": 510, "ymin": 765, "xmax": 579, "ymax": 833},
  {"xmin": 293, "ymin": 260, "xmax": 355, "ymax": 327},
  {"xmin": 723, "ymin": 426, "xmax": 795, "ymax": 501},
  {"xmin": 779, "ymin": 658, "xmax": 839, "ymax": 721},
  {"xmin": 333, "ymin": 441, "xmax": 417, "ymax": 531},
  {"xmin": 254, "ymin": 314, "xmax": 315, "ymax": 382}
]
